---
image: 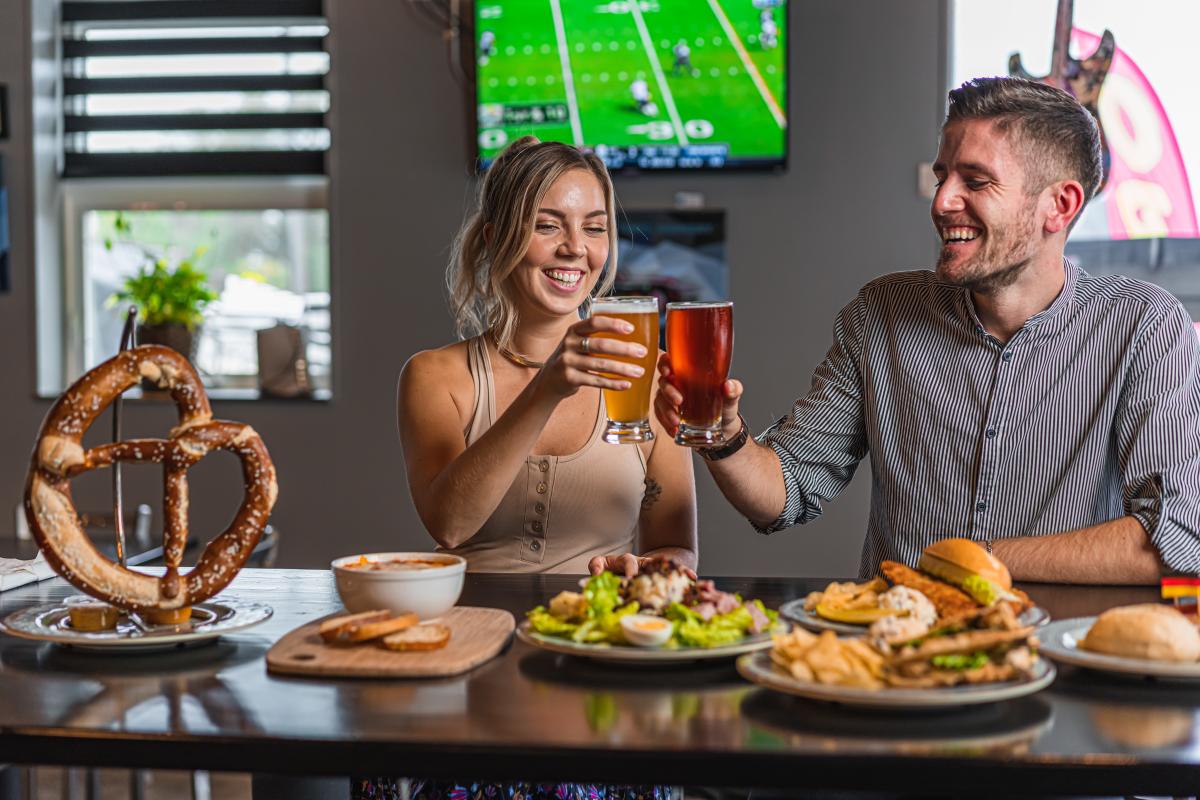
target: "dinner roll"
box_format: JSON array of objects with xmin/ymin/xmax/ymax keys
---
[{"xmin": 1081, "ymin": 604, "xmax": 1200, "ymax": 662}]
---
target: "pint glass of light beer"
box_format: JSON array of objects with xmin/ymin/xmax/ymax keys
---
[
  {"xmin": 592, "ymin": 296, "xmax": 659, "ymax": 444},
  {"xmin": 666, "ymin": 301, "xmax": 733, "ymax": 447}
]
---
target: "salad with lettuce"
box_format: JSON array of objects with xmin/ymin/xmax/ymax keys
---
[{"xmin": 526, "ymin": 558, "xmax": 780, "ymax": 648}]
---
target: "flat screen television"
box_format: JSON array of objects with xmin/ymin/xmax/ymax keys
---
[{"xmin": 473, "ymin": 0, "xmax": 788, "ymax": 172}]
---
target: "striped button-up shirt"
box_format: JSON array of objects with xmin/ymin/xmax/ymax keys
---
[{"xmin": 757, "ymin": 262, "xmax": 1200, "ymax": 578}]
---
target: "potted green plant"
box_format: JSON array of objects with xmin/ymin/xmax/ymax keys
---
[{"xmin": 110, "ymin": 251, "xmax": 217, "ymax": 361}]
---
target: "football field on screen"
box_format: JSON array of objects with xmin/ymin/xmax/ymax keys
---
[{"xmin": 475, "ymin": 0, "xmax": 788, "ymax": 163}]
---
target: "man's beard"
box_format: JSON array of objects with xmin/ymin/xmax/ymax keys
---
[{"xmin": 937, "ymin": 203, "xmax": 1040, "ymax": 294}]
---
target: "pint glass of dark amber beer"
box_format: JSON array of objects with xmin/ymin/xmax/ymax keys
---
[
  {"xmin": 666, "ymin": 301, "xmax": 733, "ymax": 447},
  {"xmin": 592, "ymin": 296, "xmax": 659, "ymax": 444}
]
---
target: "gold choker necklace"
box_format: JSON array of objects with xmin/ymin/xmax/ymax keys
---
[{"xmin": 491, "ymin": 333, "xmax": 545, "ymax": 369}]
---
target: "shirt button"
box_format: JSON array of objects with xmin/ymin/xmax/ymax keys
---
[
  {"xmin": 985, "ymin": 428, "xmax": 996, "ymax": 439},
  {"xmin": 1001, "ymin": 351, "xmax": 1013, "ymax": 362},
  {"xmin": 532, "ymin": 520, "xmax": 543, "ymax": 533},
  {"xmin": 536, "ymin": 482, "xmax": 547, "ymax": 494},
  {"xmin": 539, "ymin": 460, "xmax": 550, "ymax": 472},
  {"xmin": 535, "ymin": 502, "xmax": 546, "ymax": 514},
  {"xmin": 529, "ymin": 540, "xmax": 541, "ymax": 551},
  {"xmin": 976, "ymin": 501, "xmax": 988, "ymax": 512}
]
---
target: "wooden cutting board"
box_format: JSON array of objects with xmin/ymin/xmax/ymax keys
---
[{"xmin": 266, "ymin": 606, "xmax": 515, "ymax": 679}]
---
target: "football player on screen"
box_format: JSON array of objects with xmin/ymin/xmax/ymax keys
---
[
  {"xmin": 479, "ymin": 30, "xmax": 497, "ymax": 65},
  {"xmin": 630, "ymin": 79, "xmax": 659, "ymax": 117},
  {"xmin": 760, "ymin": 11, "xmax": 778, "ymax": 49},
  {"xmin": 672, "ymin": 40, "xmax": 699, "ymax": 77}
]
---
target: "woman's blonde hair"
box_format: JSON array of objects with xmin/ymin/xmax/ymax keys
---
[{"xmin": 447, "ymin": 136, "xmax": 618, "ymax": 348}]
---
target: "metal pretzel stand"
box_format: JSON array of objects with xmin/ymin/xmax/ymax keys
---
[{"xmin": 112, "ymin": 305, "xmax": 138, "ymax": 568}]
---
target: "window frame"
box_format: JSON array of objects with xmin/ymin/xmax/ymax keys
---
[{"xmin": 50, "ymin": 175, "xmax": 329, "ymax": 398}]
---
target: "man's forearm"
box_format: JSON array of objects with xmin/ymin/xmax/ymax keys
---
[
  {"xmin": 705, "ymin": 439, "xmax": 789, "ymax": 529},
  {"xmin": 991, "ymin": 516, "xmax": 1164, "ymax": 584}
]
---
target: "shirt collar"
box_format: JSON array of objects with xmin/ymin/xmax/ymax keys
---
[
  {"xmin": 956, "ymin": 257, "xmax": 1078, "ymax": 339},
  {"xmin": 1024, "ymin": 257, "xmax": 1078, "ymax": 330}
]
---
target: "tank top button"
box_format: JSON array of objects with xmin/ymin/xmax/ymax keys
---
[
  {"xmin": 532, "ymin": 521, "xmax": 543, "ymax": 533},
  {"xmin": 535, "ymin": 502, "xmax": 546, "ymax": 514},
  {"xmin": 536, "ymin": 482, "xmax": 547, "ymax": 494},
  {"xmin": 539, "ymin": 460, "xmax": 550, "ymax": 472},
  {"xmin": 529, "ymin": 540, "xmax": 541, "ymax": 551}
]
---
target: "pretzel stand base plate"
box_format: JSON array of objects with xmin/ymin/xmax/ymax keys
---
[
  {"xmin": 16, "ymin": 345, "xmax": 278, "ymax": 647},
  {"xmin": 0, "ymin": 597, "xmax": 273, "ymax": 652}
]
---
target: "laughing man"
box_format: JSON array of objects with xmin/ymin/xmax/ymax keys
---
[{"xmin": 655, "ymin": 76, "xmax": 1200, "ymax": 583}]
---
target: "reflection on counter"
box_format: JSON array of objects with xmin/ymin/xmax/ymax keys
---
[
  {"xmin": 1, "ymin": 640, "xmax": 265, "ymax": 735},
  {"xmin": 1090, "ymin": 705, "xmax": 1194, "ymax": 750},
  {"xmin": 514, "ymin": 651, "xmax": 750, "ymax": 747},
  {"xmin": 1051, "ymin": 666, "xmax": 1200, "ymax": 755},
  {"xmin": 739, "ymin": 690, "xmax": 1054, "ymax": 758}
]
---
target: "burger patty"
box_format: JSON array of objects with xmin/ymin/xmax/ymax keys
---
[{"xmin": 880, "ymin": 561, "xmax": 977, "ymax": 620}]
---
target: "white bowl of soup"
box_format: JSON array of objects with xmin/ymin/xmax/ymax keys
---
[{"xmin": 331, "ymin": 552, "xmax": 466, "ymax": 619}]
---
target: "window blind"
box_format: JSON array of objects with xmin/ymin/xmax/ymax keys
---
[{"xmin": 61, "ymin": 0, "xmax": 329, "ymax": 177}]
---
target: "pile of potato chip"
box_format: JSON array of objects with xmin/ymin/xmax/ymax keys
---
[
  {"xmin": 803, "ymin": 577, "xmax": 888, "ymax": 613},
  {"xmin": 770, "ymin": 628, "xmax": 886, "ymax": 689}
]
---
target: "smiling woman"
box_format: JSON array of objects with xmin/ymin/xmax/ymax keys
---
[
  {"xmin": 397, "ymin": 135, "xmax": 696, "ymax": 576},
  {"xmin": 371, "ymin": 137, "xmax": 695, "ymax": 799}
]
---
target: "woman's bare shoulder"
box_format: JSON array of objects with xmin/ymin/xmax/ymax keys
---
[
  {"xmin": 399, "ymin": 340, "xmax": 476, "ymax": 420},
  {"xmin": 402, "ymin": 340, "xmax": 473, "ymax": 383}
]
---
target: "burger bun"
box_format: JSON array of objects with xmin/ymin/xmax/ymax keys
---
[
  {"xmin": 1081, "ymin": 604, "xmax": 1200, "ymax": 662},
  {"xmin": 918, "ymin": 538, "xmax": 1012, "ymax": 592}
]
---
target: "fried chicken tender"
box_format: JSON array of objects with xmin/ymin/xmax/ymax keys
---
[{"xmin": 880, "ymin": 560, "xmax": 977, "ymax": 620}]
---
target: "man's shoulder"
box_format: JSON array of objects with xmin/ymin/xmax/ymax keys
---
[
  {"xmin": 1074, "ymin": 269, "xmax": 1187, "ymax": 320},
  {"xmin": 857, "ymin": 269, "xmax": 955, "ymax": 303}
]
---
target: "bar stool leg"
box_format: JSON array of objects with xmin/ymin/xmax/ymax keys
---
[
  {"xmin": 130, "ymin": 769, "xmax": 148, "ymax": 800},
  {"xmin": 84, "ymin": 768, "xmax": 99, "ymax": 800},
  {"xmin": 60, "ymin": 768, "xmax": 83, "ymax": 800},
  {"xmin": 191, "ymin": 769, "xmax": 212, "ymax": 800}
]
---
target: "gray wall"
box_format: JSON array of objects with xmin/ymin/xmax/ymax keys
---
[{"xmin": 0, "ymin": 0, "xmax": 943, "ymax": 577}]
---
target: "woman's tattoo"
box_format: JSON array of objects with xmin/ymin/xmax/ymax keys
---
[{"xmin": 642, "ymin": 477, "xmax": 662, "ymax": 508}]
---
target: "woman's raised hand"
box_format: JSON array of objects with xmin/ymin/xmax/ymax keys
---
[{"xmin": 534, "ymin": 316, "xmax": 647, "ymax": 401}]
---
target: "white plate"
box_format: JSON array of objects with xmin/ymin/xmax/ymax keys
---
[
  {"xmin": 736, "ymin": 649, "xmax": 1056, "ymax": 709},
  {"xmin": 516, "ymin": 620, "xmax": 780, "ymax": 663},
  {"xmin": 0, "ymin": 598, "xmax": 273, "ymax": 652},
  {"xmin": 1038, "ymin": 617, "xmax": 1200, "ymax": 680},
  {"xmin": 779, "ymin": 598, "xmax": 1050, "ymax": 635}
]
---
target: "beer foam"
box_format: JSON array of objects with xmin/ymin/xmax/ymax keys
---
[{"xmin": 592, "ymin": 296, "xmax": 658, "ymax": 314}]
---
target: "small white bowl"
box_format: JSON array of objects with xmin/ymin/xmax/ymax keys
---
[{"xmin": 331, "ymin": 552, "xmax": 466, "ymax": 619}]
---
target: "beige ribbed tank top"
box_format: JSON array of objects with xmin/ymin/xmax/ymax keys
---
[{"xmin": 438, "ymin": 336, "xmax": 647, "ymax": 573}]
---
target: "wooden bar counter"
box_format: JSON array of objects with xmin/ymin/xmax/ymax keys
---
[{"xmin": 0, "ymin": 570, "xmax": 1193, "ymax": 796}]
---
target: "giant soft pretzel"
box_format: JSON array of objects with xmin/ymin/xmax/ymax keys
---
[{"xmin": 24, "ymin": 345, "xmax": 278, "ymax": 613}]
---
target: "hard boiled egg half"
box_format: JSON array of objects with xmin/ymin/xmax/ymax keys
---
[{"xmin": 620, "ymin": 614, "xmax": 673, "ymax": 647}]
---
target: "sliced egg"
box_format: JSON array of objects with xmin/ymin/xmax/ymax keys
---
[{"xmin": 619, "ymin": 613, "xmax": 673, "ymax": 647}]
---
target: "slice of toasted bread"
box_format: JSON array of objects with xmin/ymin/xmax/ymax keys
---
[
  {"xmin": 380, "ymin": 623, "xmax": 451, "ymax": 651},
  {"xmin": 340, "ymin": 612, "xmax": 420, "ymax": 643},
  {"xmin": 318, "ymin": 610, "xmax": 390, "ymax": 643}
]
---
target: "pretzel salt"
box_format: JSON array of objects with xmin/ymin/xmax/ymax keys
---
[{"xmin": 24, "ymin": 345, "xmax": 278, "ymax": 613}]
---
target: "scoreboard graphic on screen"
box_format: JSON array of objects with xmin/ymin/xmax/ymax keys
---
[{"xmin": 474, "ymin": 0, "xmax": 788, "ymax": 172}]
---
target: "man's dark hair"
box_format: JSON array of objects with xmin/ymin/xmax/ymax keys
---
[{"xmin": 945, "ymin": 77, "xmax": 1103, "ymax": 208}]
